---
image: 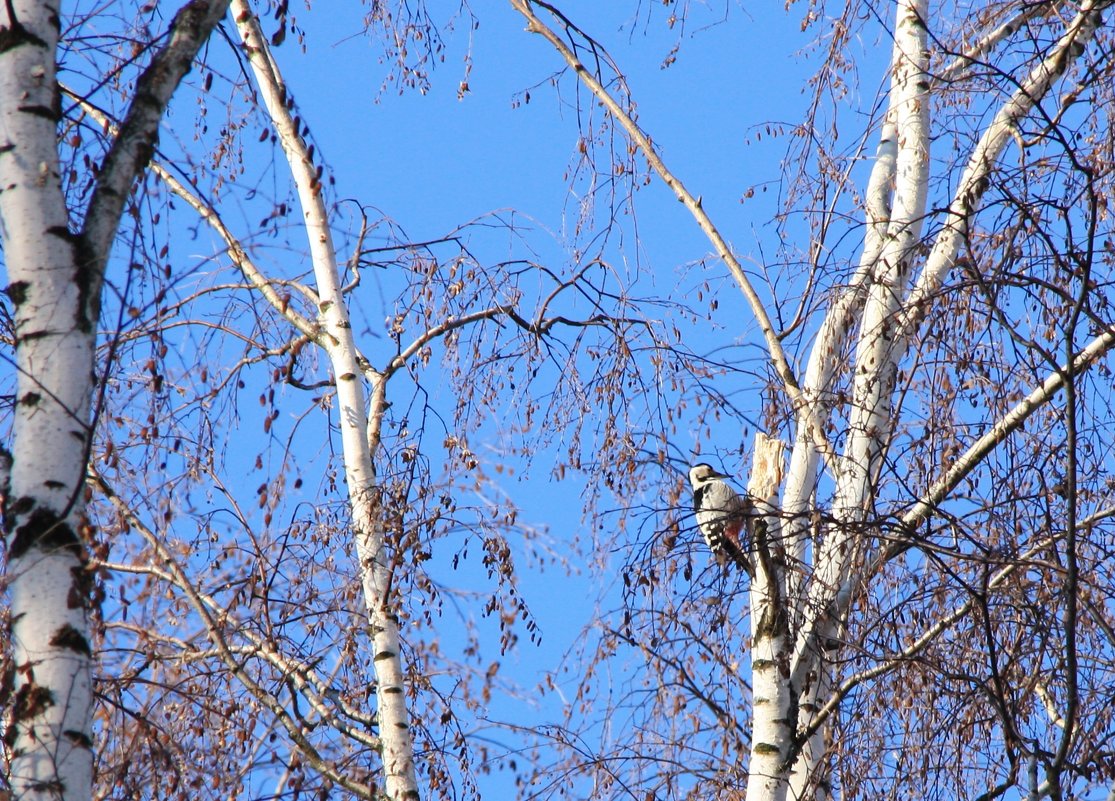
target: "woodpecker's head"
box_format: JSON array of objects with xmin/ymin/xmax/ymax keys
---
[{"xmin": 688, "ymin": 463, "xmax": 730, "ymax": 490}]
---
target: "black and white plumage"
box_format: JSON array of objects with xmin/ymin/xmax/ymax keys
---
[{"xmin": 688, "ymin": 463, "xmax": 752, "ymax": 574}]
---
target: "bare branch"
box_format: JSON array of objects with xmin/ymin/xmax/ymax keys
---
[
  {"xmin": 899, "ymin": 0, "xmax": 1108, "ymax": 337},
  {"xmin": 797, "ymin": 526, "xmax": 1072, "ymax": 749},
  {"xmin": 509, "ymin": 0, "xmax": 807, "ymax": 408},
  {"xmin": 64, "ymin": 86, "xmax": 324, "ymax": 342},
  {"xmin": 81, "ymin": 0, "xmax": 232, "ymax": 285},
  {"xmin": 91, "ymin": 469, "xmax": 381, "ymax": 797},
  {"xmin": 935, "ymin": 1, "xmax": 1063, "ymax": 85},
  {"xmin": 895, "ymin": 324, "xmax": 1115, "ymax": 548}
]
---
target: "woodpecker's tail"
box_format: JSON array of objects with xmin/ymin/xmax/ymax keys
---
[{"xmin": 717, "ymin": 524, "xmax": 753, "ymax": 576}]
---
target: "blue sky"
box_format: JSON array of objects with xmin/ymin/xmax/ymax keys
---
[{"xmin": 277, "ymin": 4, "xmax": 836, "ymax": 270}]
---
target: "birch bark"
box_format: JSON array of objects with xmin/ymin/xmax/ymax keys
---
[
  {"xmin": 781, "ymin": 114, "xmax": 896, "ymax": 612},
  {"xmin": 230, "ymin": 3, "xmax": 421, "ymax": 798},
  {"xmin": 804, "ymin": 0, "xmax": 929, "ymax": 637},
  {"xmin": 745, "ymin": 436, "xmax": 791, "ymax": 801},
  {"xmin": 1, "ymin": 3, "xmax": 228, "ymax": 800},
  {"xmin": 1, "ymin": 5, "xmax": 94, "ymax": 799}
]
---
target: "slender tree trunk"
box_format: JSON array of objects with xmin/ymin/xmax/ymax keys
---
[
  {"xmin": 746, "ymin": 435, "xmax": 791, "ymax": 801},
  {"xmin": 231, "ymin": 3, "xmax": 421, "ymax": 797}
]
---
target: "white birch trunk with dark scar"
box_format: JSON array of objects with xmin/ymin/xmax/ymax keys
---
[
  {"xmin": 1, "ymin": 5, "xmax": 95, "ymax": 800},
  {"xmin": 1, "ymin": 3, "xmax": 229, "ymax": 800},
  {"xmin": 746, "ymin": 435, "xmax": 790, "ymax": 801}
]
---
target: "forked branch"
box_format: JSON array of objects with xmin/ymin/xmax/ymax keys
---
[
  {"xmin": 509, "ymin": 4, "xmax": 799, "ymax": 397},
  {"xmin": 81, "ymin": 0, "xmax": 232, "ymax": 284}
]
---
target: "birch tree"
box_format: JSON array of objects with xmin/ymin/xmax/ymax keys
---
[
  {"xmin": 3, "ymin": 2, "xmax": 646, "ymax": 799},
  {"xmin": 0, "ymin": 3, "xmax": 228, "ymax": 801},
  {"xmin": 146, "ymin": 10, "xmax": 644, "ymax": 796},
  {"xmin": 512, "ymin": 0, "xmax": 1115, "ymax": 799}
]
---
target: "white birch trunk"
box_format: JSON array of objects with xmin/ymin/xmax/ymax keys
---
[
  {"xmin": 1, "ymin": 4, "xmax": 95, "ymax": 799},
  {"xmin": 746, "ymin": 435, "xmax": 791, "ymax": 801},
  {"xmin": 230, "ymin": 3, "xmax": 421, "ymax": 798},
  {"xmin": 770, "ymin": 9, "xmax": 930, "ymax": 799},
  {"xmin": 1, "ymin": 4, "xmax": 230, "ymax": 800},
  {"xmin": 781, "ymin": 114, "xmax": 897, "ymax": 615},
  {"xmin": 820, "ymin": 0, "xmax": 929, "ymax": 596},
  {"xmin": 771, "ymin": 2, "xmax": 1106, "ymax": 799}
]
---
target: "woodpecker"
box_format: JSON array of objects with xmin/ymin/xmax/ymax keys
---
[{"xmin": 688, "ymin": 463, "xmax": 752, "ymax": 574}]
